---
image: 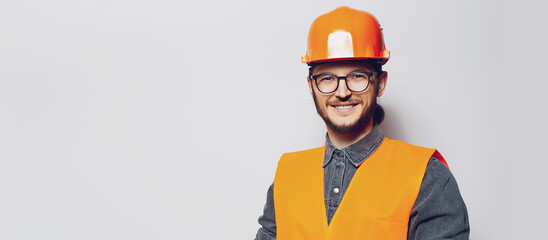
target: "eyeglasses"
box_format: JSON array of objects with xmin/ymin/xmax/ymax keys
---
[{"xmin": 310, "ymin": 71, "xmax": 376, "ymax": 94}]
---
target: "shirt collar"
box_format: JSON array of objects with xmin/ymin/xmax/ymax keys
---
[{"xmin": 323, "ymin": 124, "xmax": 385, "ymax": 168}]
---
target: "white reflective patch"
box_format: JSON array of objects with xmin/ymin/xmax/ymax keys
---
[{"xmin": 327, "ymin": 31, "xmax": 354, "ymax": 59}]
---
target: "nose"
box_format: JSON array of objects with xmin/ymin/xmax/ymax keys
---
[{"xmin": 334, "ymin": 79, "xmax": 351, "ymax": 99}]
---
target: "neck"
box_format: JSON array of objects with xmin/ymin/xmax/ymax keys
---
[{"xmin": 327, "ymin": 119, "xmax": 374, "ymax": 149}]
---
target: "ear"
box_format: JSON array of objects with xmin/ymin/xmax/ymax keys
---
[
  {"xmin": 376, "ymin": 71, "xmax": 388, "ymax": 97},
  {"xmin": 307, "ymin": 76, "xmax": 314, "ymax": 97}
]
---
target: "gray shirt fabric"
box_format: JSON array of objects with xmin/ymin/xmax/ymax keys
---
[{"xmin": 255, "ymin": 125, "xmax": 470, "ymax": 240}]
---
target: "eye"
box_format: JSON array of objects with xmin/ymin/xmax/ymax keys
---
[
  {"xmin": 318, "ymin": 75, "xmax": 335, "ymax": 81},
  {"xmin": 349, "ymin": 73, "xmax": 368, "ymax": 80}
]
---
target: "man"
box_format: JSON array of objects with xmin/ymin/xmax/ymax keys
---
[{"xmin": 255, "ymin": 6, "xmax": 469, "ymax": 240}]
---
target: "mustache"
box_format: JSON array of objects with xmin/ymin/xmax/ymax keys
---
[{"xmin": 326, "ymin": 98, "xmax": 363, "ymax": 106}]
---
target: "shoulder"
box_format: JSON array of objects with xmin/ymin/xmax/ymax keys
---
[
  {"xmin": 279, "ymin": 146, "xmax": 324, "ymax": 164},
  {"xmin": 274, "ymin": 147, "xmax": 325, "ymax": 191},
  {"xmin": 385, "ymin": 138, "xmax": 436, "ymax": 153},
  {"xmin": 281, "ymin": 146, "xmax": 325, "ymax": 157},
  {"xmin": 275, "ymin": 146, "xmax": 325, "ymax": 178},
  {"xmin": 417, "ymin": 157, "xmax": 465, "ymax": 212},
  {"xmin": 384, "ymin": 138, "xmax": 449, "ymax": 167},
  {"xmin": 426, "ymin": 157, "xmax": 451, "ymax": 176},
  {"xmin": 409, "ymin": 157, "xmax": 470, "ymax": 239},
  {"xmin": 422, "ymin": 157, "xmax": 456, "ymax": 192}
]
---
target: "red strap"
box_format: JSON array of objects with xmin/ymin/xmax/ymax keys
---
[{"xmin": 432, "ymin": 150, "xmax": 449, "ymax": 168}]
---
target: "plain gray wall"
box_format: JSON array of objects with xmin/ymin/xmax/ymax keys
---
[{"xmin": 1, "ymin": 0, "xmax": 546, "ymax": 239}]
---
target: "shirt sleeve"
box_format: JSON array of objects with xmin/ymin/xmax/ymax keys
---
[
  {"xmin": 255, "ymin": 183, "xmax": 276, "ymax": 240},
  {"xmin": 407, "ymin": 157, "xmax": 470, "ymax": 240}
]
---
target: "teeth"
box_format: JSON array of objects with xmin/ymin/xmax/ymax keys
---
[{"xmin": 335, "ymin": 105, "xmax": 352, "ymax": 109}]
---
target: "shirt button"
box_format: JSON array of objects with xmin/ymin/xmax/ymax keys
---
[
  {"xmin": 333, "ymin": 188, "xmax": 340, "ymax": 194},
  {"xmin": 337, "ymin": 152, "xmax": 343, "ymax": 158}
]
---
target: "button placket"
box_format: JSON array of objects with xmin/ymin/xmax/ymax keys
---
[
  {"xmin": 325, "ymin": 150, "xmax": 347, "ymax": 224},
  {"xmin": 330, "ymin": 151, "xmax": 345, "ymax": 200}
]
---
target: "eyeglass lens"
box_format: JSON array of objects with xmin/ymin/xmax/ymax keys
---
[{"xmin": 315, "ymin": 72, "xmax": 371, "ymax": 93}]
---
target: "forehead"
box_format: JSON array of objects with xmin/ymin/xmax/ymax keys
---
[{"xmin": 312, "ymin": 60, "xmax": 374, "ymax": 75}]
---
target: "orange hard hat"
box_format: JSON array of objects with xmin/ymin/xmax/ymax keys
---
[{"xmin": 302, "ymin": 6, "xmax": 390, "ymax": 65}]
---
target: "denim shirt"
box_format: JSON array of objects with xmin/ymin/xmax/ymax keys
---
[{"xmin": 255, "ymin": 125, "xmax": 470, "ymax": 240}]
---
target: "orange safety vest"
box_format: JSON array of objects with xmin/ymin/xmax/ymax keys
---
[{"xmin": 273, "ymin": 137, "xmax": 447, "ymax": 240}]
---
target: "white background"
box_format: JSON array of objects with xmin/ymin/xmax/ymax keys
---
[{"xmin": 1, "ymin": 0, "xmax": 547, "ymax": 239}]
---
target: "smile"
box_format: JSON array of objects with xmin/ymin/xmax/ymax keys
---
[
  {"xmin": 335, "ymin": 105, "xmax": 353, "ymax": 109},
  {"xmin": 330, "ymin": 103, "xmax": 359, "ymax": 112}
]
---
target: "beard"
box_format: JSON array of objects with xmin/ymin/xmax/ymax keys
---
[{"xmin": 312, "ymin": 92, "xmax": 377, "ymax": 135}]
